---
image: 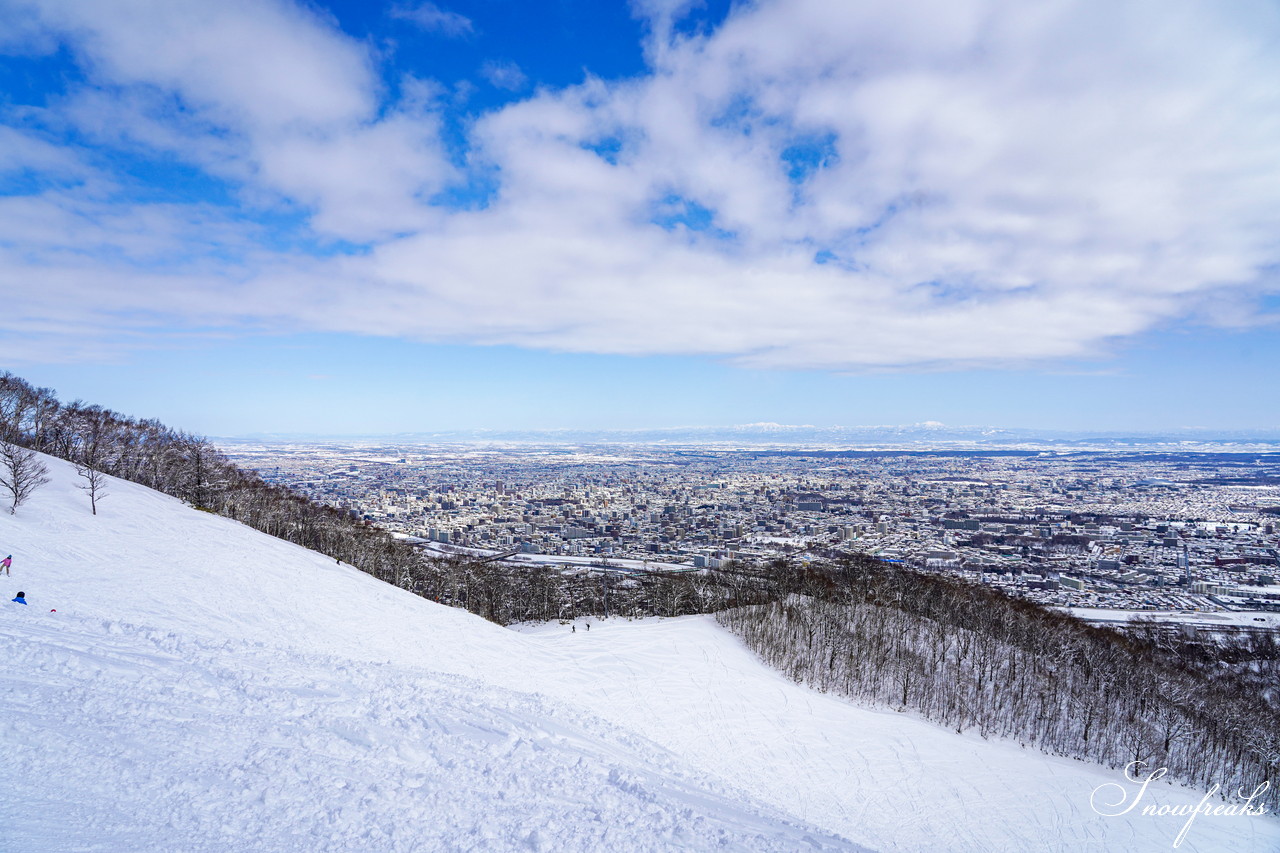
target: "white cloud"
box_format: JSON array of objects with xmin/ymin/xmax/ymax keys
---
[
  {"xmin": 2, "ymin": 0, "xmax": 1280, "ymax": 371},
  {"xmin": 20, "ymin": 0, "xmax": 376, "ymax": 128},
  {"xmin": 6, "ymin": 0, "xmax": 453, "ymax": 242},
  {"xmin": 480, "ymin": 60, "xmax": 528, "ymax": 92},
  {"xmin": 389, "ymin": 2, "xmax": 473, "ymax": 38},
  {"xmin": 0, "ymin": 126, "xmax": 92, "ymax": 178}
]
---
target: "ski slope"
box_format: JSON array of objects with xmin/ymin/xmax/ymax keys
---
[{"xmin": 2, "ymin": 455, "xmax": 1277, "ymax": 852}]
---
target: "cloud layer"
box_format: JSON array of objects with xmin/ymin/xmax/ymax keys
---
[{"xmin": 2, "ymin": 0, "xmax": 1279, "ymax": 369}]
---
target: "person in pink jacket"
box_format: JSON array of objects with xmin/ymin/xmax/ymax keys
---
[{"xmin": 0, "ymin": 555, "xmax": 10, "ymax": 576}]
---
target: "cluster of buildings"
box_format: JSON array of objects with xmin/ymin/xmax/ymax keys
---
[{"xmin": 219, "ymin": 441, "xmax": 1280, "ymax": 619}]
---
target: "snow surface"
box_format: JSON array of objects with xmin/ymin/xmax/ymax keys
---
[
  {"xmin": 2, "ymin": 455, "xmax": 1278, "ymax": 852},
  {"xmin": 1068, "ymin": 607, "xmax": 1280, "ymax": 629}
]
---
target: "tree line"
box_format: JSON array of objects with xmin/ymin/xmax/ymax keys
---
[
  {"xmin": 0, "ymin": 371, "xmax": 738, "ymax": 617},
  {"xmin": 0, "ymin": 371, "xmax": 423, "ymax": 580},
  {"xmin": 714, "ymin": 555, "xmax": 1280, "ymax": 810}
]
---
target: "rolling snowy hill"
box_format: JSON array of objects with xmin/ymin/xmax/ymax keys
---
[{"xmin": 2, "ymin": 454, "xmax": 1277, "ymax": 851}]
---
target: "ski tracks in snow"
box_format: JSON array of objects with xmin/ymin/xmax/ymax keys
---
[{"xmin": 0, "ymin": 610, "xmax": 857, "ymax": 853}]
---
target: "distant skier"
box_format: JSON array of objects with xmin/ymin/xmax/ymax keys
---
[
  {"xmin": 11, "ymin": 591, "xmax": 26, "ymax": 605},
  {"xmin": 0, "ymin": 555, "xmax": 11, "ymax": 576},
  {"xmin": 585, "ymin": 622, "xmax": 590, "ymax": 631},
  {"xmin": 571, "ymin": 625, "xmax": 576, "ymax": 633}
]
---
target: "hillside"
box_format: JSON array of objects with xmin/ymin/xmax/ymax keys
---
[{"xmin": 2, "ymin": 454, "xmax": 1277, "ymax": 851}]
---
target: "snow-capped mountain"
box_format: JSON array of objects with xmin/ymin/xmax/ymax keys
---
[{"xmin": 2, "ymin": 454, "xmax": 1275, "ymax": 851}]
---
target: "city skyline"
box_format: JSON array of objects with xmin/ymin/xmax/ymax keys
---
[{"xmin": 3, "ymin": 0, "xmax": 1279, "ymax": 435}]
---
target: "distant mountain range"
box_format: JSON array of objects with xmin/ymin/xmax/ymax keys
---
[{"xmin": 222, "ymin": 422, "xmax": 1280, "ymax": 449}]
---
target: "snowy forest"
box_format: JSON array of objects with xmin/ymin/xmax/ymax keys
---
[
  {"xmin": 1, "ymin": 371, "xmax": 1276, "ymax": 808},
  {"xmin": 716, "ymin": 560, "xmax": 1279, "ymax": 810}
]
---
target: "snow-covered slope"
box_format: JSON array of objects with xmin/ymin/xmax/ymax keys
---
[
  {"xmin": 0, "ymin": 456, "xmax": 849, "ymax": 852},
  {"xmin": 2, "ymin": 455, "xmax": 1277, "ymax": 852}
]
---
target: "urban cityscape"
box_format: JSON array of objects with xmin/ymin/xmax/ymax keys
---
[{"xmin": 220, "ymin": 440, "xmax": 1280, "ymax": 626}]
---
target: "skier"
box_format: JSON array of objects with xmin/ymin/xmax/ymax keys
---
[
  {"xmin": 0, "ymin": 555, "xmax": 10, "ymax": 576},
  {"xmin": 11, "ymin": 591, "xmax": 26, "ymax": 605}
]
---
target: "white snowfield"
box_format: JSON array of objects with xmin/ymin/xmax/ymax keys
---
[{"xmin": 0, "ymin": 455, "xmax": 1276, "ymax": 852}]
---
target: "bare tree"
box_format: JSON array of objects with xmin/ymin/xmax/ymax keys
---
[
  {"xmin": 69, "ymin": 404, "xmax": 114, "ymax": 516},
  {"xmin": 74, "ymin": 461, "xmax": 108, "ymax": 515},
  {"xmin": 0, "ymin": 442, "xmax": 50, "ymax": 514}
]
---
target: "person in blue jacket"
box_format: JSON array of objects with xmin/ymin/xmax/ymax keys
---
[{"xmin": 11, "ymin": 591, "xmax": 26, "ymax": 604}]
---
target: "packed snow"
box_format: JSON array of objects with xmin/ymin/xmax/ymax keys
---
[
  {"xmin": 2, "ymin": 454, "xmax": 1277, "ymax": 851},
  {"xmin": 1067, "ymin": 606, "xmax": 1280, "ymax": 629}
]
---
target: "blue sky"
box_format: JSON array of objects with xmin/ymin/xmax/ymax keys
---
[{"xmin": 1, "ymin": 0, "xmax": 1278, "ymax": 436}]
